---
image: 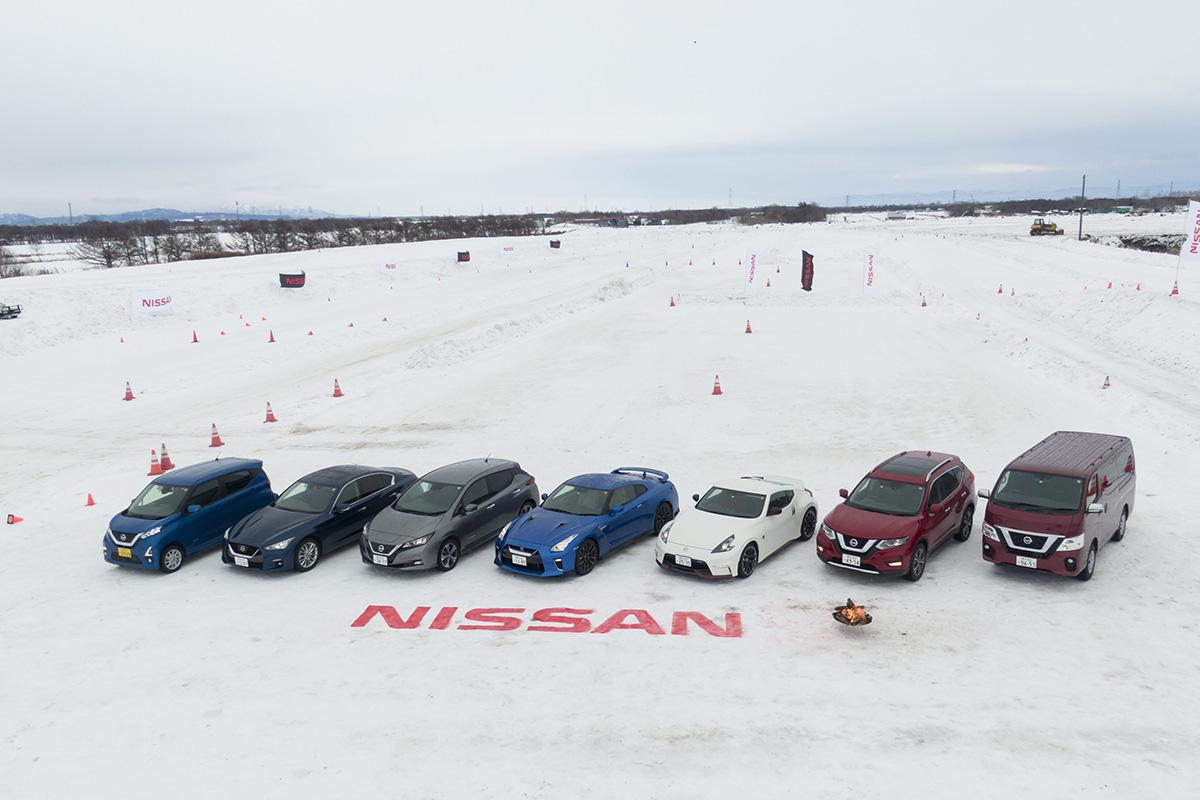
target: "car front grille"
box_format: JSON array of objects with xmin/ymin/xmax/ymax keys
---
[
  {"xmin": 501, "ymin": 546, "xmax": 545, "ymax": 573},
  {"xmin": 663, "ymin": 554, "xmax": 713, "ymax": 576},
  {"xmin": 999, "ymin": 528, "xmax": 1060, "ymax": 556},
  {"xmin": 231, "ymin": 542, "xmax": 259, "ymax": 557}
]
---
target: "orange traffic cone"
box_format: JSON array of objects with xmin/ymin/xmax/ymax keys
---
[
  {"xmin": 1010, "ymin": 288, "xmax": 1015, "ymax": 296},
  {"xmin": 1135, "ymin": 282, "xmax": 1141, "ymax": 291},
  {"xmin": 669, "ymin": 296, "xmax": 676, "ymax": 307},
  {"xmin": 148, "ymin": 449, "xmax": 163, "ymax": 476},
  {"xmin": 260, "ymin": 316, "xmax": 267, "ymax": 321},
  {"xmin": 347, "ymin": 322, "xmax": 355, "ymax": 328},
  {"xmin": 119, "ymin": 336, "xmax": 125, "ymax": 343},
  {"xmin": 688, "ymin": 259, "xmax": 692, "ymax": 265},
  {"xmin": 1170, "ymin": 281, "xmax": 1180, "ymax": 297},
  {"xmin": 244, "ymin": 321, "xmax": 251, "ymax": 327},
  {"xmin": 382, "ymin": 316, "xmax": 388, "ymax": 322},
  {"xmin": 332, "ymin": 379, "xmax": 344, "ymax": 398},
  {"xmin": 122, "ymin": 382, "xmax": 135, "ymax": 401},
  {"xmin": 209, "ymin": 423, "xmax": 225, "ymax": 448},
  {"xmin": 745, "ymin": 320, "xmax": 753, "ymax": 334},
  {"xmin": 712, "ymin": 375, "xmax": 723, "ymax": 396},
  {"xmin": 1101, "ymin": 376, "xmax": 1111, "ymax": 390},
  {"xmin": 1107, "ymin": 281, "xmax": 1113, "ymax": 289},
  {"xmin": 264, "ymin": 402, "xmax": 278, "ymax": 423},
  {"xmin": 766, "ymin": 278, "xmax": 771, "ymax": 288},
  {"xmin": 998, "ymin": 284, "xmax": 1003, "ymax": 294},
  {"xmin": 776, "ymin": 266, "xmax": 780, "ymax": 273},
  {"xmin": 192, "ymin": 330, "xmax": 199, "ymax": 344},
  {"xmin": 976, "ymin": 312, "xmax": 981, "ymax": 320},
  {"xmin": 306, "ymin": 330, "xmax": 314, "ymax": 336},
  {"xmin": 268, "ymin": 329, "xmax": 276, "ymax": 343},
  {"xmin": 920, "ymin": 295, "xmax": 928, "ymax": 307},
  {"xmin": 85, "ymin": 492, "xmax": 96, "ymax": 507},
  {"xmin": 219, "ymin": 330, "xmax": 226, "ymax": 336},
  {"xmin": 712, "ymin": 259, "xmax": 716, "ymax": 265},
  {"xmin": 160, "ymin": 444, "xmax": 175, "ymax": 471},
  {"xmin": 5, "ymin": 514, "xmax": 23, "ymax": 524}
]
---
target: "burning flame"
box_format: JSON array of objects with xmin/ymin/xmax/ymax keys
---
[{"xmin": 833, "ymin": 598, "xmax": 872, "ymax": 626}]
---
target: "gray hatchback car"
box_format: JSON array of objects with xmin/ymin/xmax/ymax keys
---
[{"xmin": 361, "ymin": 458, "xmax": 539, "ymax": 571}]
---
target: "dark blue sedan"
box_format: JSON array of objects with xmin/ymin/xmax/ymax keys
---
[{"xmin": 223, "ymin": 465, "xmax": 416, "ymax": 572}]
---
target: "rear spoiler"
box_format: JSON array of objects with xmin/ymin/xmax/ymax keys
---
[{"xmin": 612, "ymin": 467, "xmax": 669, "ymax": 482}]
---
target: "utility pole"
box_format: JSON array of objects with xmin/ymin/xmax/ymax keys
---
[
  {"xmin": 235, "ymin": 201, "xmax": 240, "ymax": 221},
  {"xmin": 845, "ymin": 194, "xmax": 850, "ymax": 208},
  {"xmin": 728, "ymin": 187, "xmax": 732, "ymax": 209},
  {"xmin": 952, "ymin": 189, "xmax": 957, "ymax": 203},
  {"xmin": 68, "ymin": 202, "xmax": 73, "ymax": 225},
  {"xmin": 1116, "ymin": 179, "xmax": 1121, "ymax": 198},
  {"xmin": 1078, "ymin": 174, "xmax": 1086, "ymax": 241},
  {"xmin": 1169, "ymin": 180, "xmax": 1174, "ymax": 196}
]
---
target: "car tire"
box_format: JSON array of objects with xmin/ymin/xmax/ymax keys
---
[
  {"xmin": 1077, "ymin": 542, "xmax": 1097, "ymax": 581},
  {"xmin": 435, "ymin": 537, "xmax": 460, "ymax": 572},
  {"xmin": 1111, "ymin": 507, "xmax": 1128, "ymax": 542},
  {"xmin": 519, "ymin": 500, "xmax": 535, "ymax": 515},
  {"xmin": 574, "ymin": 538, "xmax": 599, "ymax": 576},
  {"xmin": 904, "ymin": 541, "xmax": 927, "ymax": 582},
  {"xmin": 737, "ymin": 543, "xmax": 758, "ymax": 579},
  {"xmin": 159, "ymin": 543, "xmax": 185, "ymax": 574},
  {"xmin": 954, "ymin": 504, "xmax": 974, "ymax": 542},
  {"xmin": 798, "ymin": 508, "xmax": 818, "ymax": 542},
  {"xmin": 652, "ymin": 502, "xmax": 673, "ymax": 536},
  {"xmin": 294, "ymin": 538, "xmax": 321, "ymax": 572}
]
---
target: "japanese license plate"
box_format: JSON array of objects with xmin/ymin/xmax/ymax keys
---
[
  {"xmin": 234, "ymin": 556, "xmax": 249, "ymax": 567},
  {"xmin": 117, "ymin": 547, "xmax": 132, "ymax": 558},
  {"xmin": 675, "ymin": 555, "xmax": 692, "ymax": 567},
  {"xmin": 842, "ymin": 554, "xmax": 861, "ymax": 567},
  {"xmin": 511, "ymin": 553, "xmax": 528, "ymax": 566},
  {"xmin": 1015, "ymin": 555, "xmax": 1037, "ymax": 569},
  {"xmin": 372, "ymin": 555, "xmax": 388, "ymax": 566}
]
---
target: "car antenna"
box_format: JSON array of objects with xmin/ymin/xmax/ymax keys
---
[{"xmin": 485, "ymin": 453, "xmax": 491, "ymax": 463}]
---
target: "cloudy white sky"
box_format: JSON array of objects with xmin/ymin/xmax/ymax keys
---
[{"xmin": 1, "ymin": 0, "xmax": 1194, "ymax": 216}]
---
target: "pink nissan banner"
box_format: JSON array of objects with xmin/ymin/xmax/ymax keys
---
[
  {"xmin": 130, "ymin": 290, "xmax": 174, "ymax": 316},
  {"xmin": 863, "ymin": 254, "xmax": 876, "ymax": 290}
]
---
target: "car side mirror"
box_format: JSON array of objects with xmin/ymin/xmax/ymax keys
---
[
  {"xmin": 838, "ymin": 488, "xmax": 849, "ymax": 499},
  {"xmin": 463, "ymin": 503, "xmax": 478, "ymax": 514},
  {"xmin": 610, "ymin": 504, "xmax": 624, "ymax": 515},
  {"xmin": 333, "ymin": 503, "xmax": 350, "ymax": 514},
  {"xmin": 185, "ymin": 504, "xmax": 201, "ymax": 514},
  {"xmin": 929, "ymin": 502, "xmax": 945, "ymax": 516},
  {"xmin": 540, "ymin": 493, "xmax": 549, "ymax": 501},
  {"xmin": 691, "ymin": 493, "xmax": 700, "ymax": 502},
  {"xmin": 766, "ymin": 506, "xmax": 783, "ymax": 517},
  {"xmin": 1086, "ymin": 503, "xmax": 1105, "ymax": 514},
  {"xmin": 977, "ymin": 489, "xmax": 991, "ymax": 499}
]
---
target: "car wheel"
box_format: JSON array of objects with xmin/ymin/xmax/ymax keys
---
[
  {"xmin": 954, "ymin": 504, "xmax": 974, "ymax": 542},
  {"xmin": 737, "ymin": 543, "xmax": 758, "ymax": 579},
  {"xmin": 294, "ymin": 538, "xmax": 321, "ymax": 572},
  {"xmin": 574, "ymin": 538, "xmax": 599, "ymax": 576},
  {"xmin": 159, "ymin": 543, "xmax": 185, "ymax": 574},
  {"xmin": 1077, "ymin": 542, "xmax": 1097, "ymax": 581},
  {"xmin": 798, "ymin": 508, "xmax": 817, "ymax": 542},
  {"xmin": 652, "ymin": 502, "xmax": 673, "ymax": 536},
  {"xmin": 519, "ymin": 500, "xmax": 535, "ymax": 515},
  {"xmin": 904, "ymin": 541, "xmax": 927, "ymax": 582},
  {"xmin": 1111, "ymin": 508, "xmax": 1128, "ymax": 542},
  {"xmin": 435, "ymin": 537, "xmax": 460, "ymax": 572}
]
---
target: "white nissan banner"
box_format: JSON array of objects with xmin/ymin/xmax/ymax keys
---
[
  {"xmin": 381, "ymin": 262, "xmax": 399, "ymax": 275},
  {"xmin": 1183, "ymin": 201, "xmax": 1200, "ymax": 265},
  {"xmin": 863, "ymin": 254, "xmax": 877, "ymax": 290},
  {"xmin": 130, "ymin": 289, "xmax": 175, "ymax": 316}
]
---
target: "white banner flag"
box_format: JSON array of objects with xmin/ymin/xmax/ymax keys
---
[
  {"xmin": 748, "ymin": 254, "xmax": 756, "ymax": 283},
  {"xmin": 863, "ymin": 254, "xmax": 876, "ymax": 290},
  {"xmin": 130, "ymin": 289, "xmax": 175, "ymax": 315},
  {"xmin": 381, "ymin": 262, "xmax": 398, "ymax": 275},
  {"xmin": 1184, "ymin": 201, "xmax": 1200, "ymax": 264}
]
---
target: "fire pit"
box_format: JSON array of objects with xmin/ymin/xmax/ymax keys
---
[{"xmin": 832, "ymin": 598, "xmax": 872, "ymax": 626}]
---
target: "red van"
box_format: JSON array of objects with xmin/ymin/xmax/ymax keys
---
[{"xmin": 979, "ymin": 431, "xmax": 1134, "ymax": 581}]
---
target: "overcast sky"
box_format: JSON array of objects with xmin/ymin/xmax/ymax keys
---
[{"xmin": 1, "ymin": 0, "xmax": 1194, "ymax": 216}]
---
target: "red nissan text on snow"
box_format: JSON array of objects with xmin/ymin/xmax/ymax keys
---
[
  {"xmin": 978, "ymin": 431, "xmax": 1135, "ymax": 581},
  {"xmin": 350, "ymin": 606, "xmax": 743, "ymax": 637}
]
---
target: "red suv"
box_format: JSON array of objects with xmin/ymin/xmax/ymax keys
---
[{"xmin": 816, "ymin": 451, "xmax": 975, "ymax": 581}]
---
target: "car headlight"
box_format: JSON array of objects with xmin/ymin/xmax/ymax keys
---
[
  {"xmin": 1057, "ymin": 534, "xmax": 1085, "ymax": 552},
  {"xmin": 712, "ymin": 535, "xmax": 735, "ymax": 554},
  {"xmin": 982, "ymin": 523, "xmax": 1000, "ymax": 541},
  {"xmin": 498, "ymin": 521, "xmax": 513, "ymax": 543},
  {"xmin": 361, "ymin": 524, "xmax": 370, "ymax": 536},
  {"xmin": 105, "ymin": 527, "xmax": 113, "ymax": 538},
  {"xmin": 659, "ymin": 520, "xmax": 674, "ymax": 543},
  {"xmin": 264, "ymin": 537, "xmax": 294, "ymax": 551},
  {"xmin": 876, "ymin": 537, "xmax": 907, "ymax": 549},
  {"xmin": 550, "ymin": 533, "xmax": 578, "ymax": 553},
  {"xmin": 144, "ymin": 526, "xmax": 163, "ymax": 538},
  {"xmin": 400, "ymin": 534, "xmax": 431, "ymax": 550},
  {"xmin": 820, "ymin": 523, "xmax": 836, "ymax": 540},
  {"xmin": 224, "ymin": 527, "xmax": 232, "ymax": 541}
]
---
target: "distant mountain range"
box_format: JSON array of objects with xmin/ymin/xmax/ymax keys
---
[{"xmin": 0, "ymin": 207, "xmax": 337, "ymax": 225}]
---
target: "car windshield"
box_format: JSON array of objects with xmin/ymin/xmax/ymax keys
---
[
  {"xmin": 274, "ymin": 480, "xmax": 338, "ymax": 514},
  {"xmin": 126, "ymin": 482, "xmax": 190, "ymax": 520},
  {"xmin": 991, "ymin": 470, "xmax": 1084, "ymax": 514},
  {"xmin": 392, "ymin": 480, "xmax": 463, "ymax": 516},
  {"xmin": 696, "ymin": 487, "xmax": 765, "ymax": 519},
  {"xmin": 846, "ymin": 477, "xmax": 925, "ymax": 516},
  {"xmin": 541, "ymin": 483, "xmax": 610, "ymax": 516}
]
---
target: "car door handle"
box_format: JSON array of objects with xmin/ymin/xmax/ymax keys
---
[
  {"xmin": 635, "ymin": 503, "xmax": 644, "ymax": 509},
  {"xmin": 486, "ymin": 504, "xmax": 496, "ymax": 510}
]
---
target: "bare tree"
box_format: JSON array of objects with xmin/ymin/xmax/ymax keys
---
[
  {"xmin": 0, "ymin": 243, "xmax": 24, "ymax": 278},
  {"xmin": 74, "ymin": 237, "xmax": 124, "ymax": 269}
]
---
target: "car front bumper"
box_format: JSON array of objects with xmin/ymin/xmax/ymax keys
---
[
  {"xmin": 654, "ymin": 540, "xmax": 736, "ymax": 579},
  {"xmin": 494, "ymin": 539, "xmax": 571, "ymax": 577},
  {"xmin": 360, "ymin": 537, "xmax": 434, "ymax": 570},
  {"xmin": 222, "ymin": 542, "xmax": 294, "ymax": 572},
  {"xmin": 815, "ymin": 534, "xmax": 911, "ymax": 575},
  {"xmin": 982, "ymin": 539, "xmax": 1085, "ymax": 577},
  {"xmin": 103, "ymin": 537, "xmax": 157, "ymax": 570}
]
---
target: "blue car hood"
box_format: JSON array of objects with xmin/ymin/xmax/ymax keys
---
[
  {"xmin": 230, "ymin": 505, "xmax": 314, "ymax": 547},
  {"xmin": 110, "ymin": 512, "xmax": 179, "ymax": 536},
  {"xmin": 506, "ymin": 509, "xmax": 598, "ymax": 547}
]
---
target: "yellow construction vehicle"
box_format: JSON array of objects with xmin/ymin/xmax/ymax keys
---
[{"xmin": 1030, "ymin": 217, "xmax": 1065, "ymax": 236}]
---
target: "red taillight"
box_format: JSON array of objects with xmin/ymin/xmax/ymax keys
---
[{"xmin": 526, "ymin": 477, "xmax": 535, "ymax": 486}]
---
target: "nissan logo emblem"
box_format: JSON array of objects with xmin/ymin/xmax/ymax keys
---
[
  {"xmin": 1023, "ymin": 536, "xmax": 1033, "ymax": 545},
  {"xmin": 376, "ymin": 545, "xmax": 384, "ymax": 553},
  {"xmin": 849, "ymin": 539, "xmax": 859, "ymax": 547}
]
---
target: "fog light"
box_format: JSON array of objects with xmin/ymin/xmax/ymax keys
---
[
  {"xmin": 273, "ymin": 560, "xmax": 283, "ymax": 567},
  {"xmin": 554, "ymin": 559, "xmax": 564, "ymax": 570},
  {"xmin": 1065, "ymin": 558, "xmax": 1076, "ymax": 571},
  {"xmin": 983, "ymin": 543, "xmax": 993, "ymax": 557},
  {"xmin": 413, "ymin": 560, "xmax": 423, "ymax": 566},
  {"xmin": 887, "ymin": 561, "xmax": 902, "ymax": 567}
]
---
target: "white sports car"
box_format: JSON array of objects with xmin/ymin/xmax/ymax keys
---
[{"xmin": 655, "ymin": 475, "xmax": 818, "ymax": 579}]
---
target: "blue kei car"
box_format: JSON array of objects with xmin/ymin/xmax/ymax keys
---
[
  {"xmin": 104, "ymin": 458, "xmax": 274, "ymax": 574},
  {"xmin": 495, "ymin": 467, "xmax": 678, "ymax": 577}
]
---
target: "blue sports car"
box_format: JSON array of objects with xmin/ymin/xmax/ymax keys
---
[
  {"xmin": 223, "ymin": 465, "xmax": 415, "ymax": 572},
  {"xmin": 495, "ymin": 467, "xmax": 678, "ymax": 577}
]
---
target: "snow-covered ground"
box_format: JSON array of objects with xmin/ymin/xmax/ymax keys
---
[{"xmin": 1, "ymin": 215, "xmax": 1196, "ymax": 799}]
